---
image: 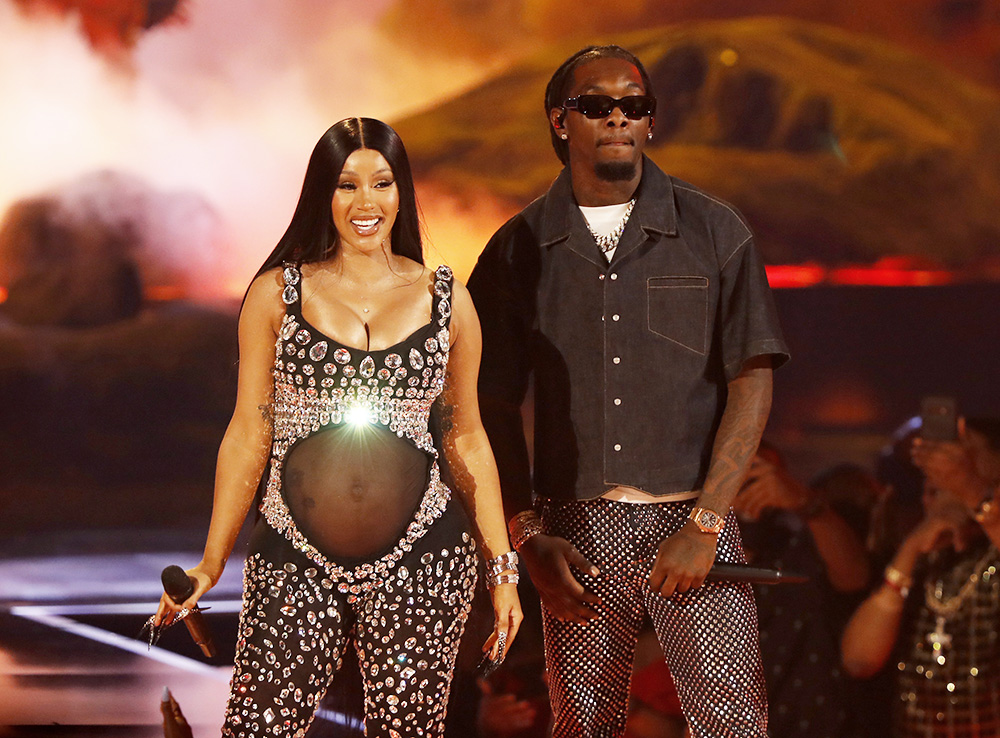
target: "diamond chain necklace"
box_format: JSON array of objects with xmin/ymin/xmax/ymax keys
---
[{"xmin": 587, "ymin": 199, "xmax": 636, "ymax": 254}]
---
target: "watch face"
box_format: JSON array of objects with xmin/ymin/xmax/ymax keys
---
[
  {"xmin": 698, "ymin": 511, "xmax": 719, "ymax": 528},
  {"xmin": 694, "ymin": 509, "xmax": 722, "ymax": 531}
]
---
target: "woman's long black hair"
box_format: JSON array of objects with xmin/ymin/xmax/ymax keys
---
[{"xmin": 254, "ymin": 117, "xmax": 423, "ymax": 279}]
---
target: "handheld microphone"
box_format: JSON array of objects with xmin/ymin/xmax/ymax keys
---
[
  {"xmin": 161, "ymin": 565, "xmax": 217, "ymax": 658},
  {"xmin": 706, "ymin": 563, "xmax": 808, "ymax": 585}
]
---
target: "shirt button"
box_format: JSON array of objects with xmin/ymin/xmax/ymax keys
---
[
  {"xmin": 599, "ymin": 274, "xmax": 605, "ymax": 281},
  {"xmin": 610, "ymin": 273, "xmax": 618, "ymax": 280},
  {"xmin": 613, "ymin": 357, "xmax": 621, "ymax": 364},
  {"xmin": 612, "ymin": 314, "xmax": 620, "ymax": 321},
  {"xmin": 613, "ymin": 444, "xmax": 622, "ymax": 452},
  {"xmin": 614, "ymin": 398, "xmax": 622, "ymax": 406}
]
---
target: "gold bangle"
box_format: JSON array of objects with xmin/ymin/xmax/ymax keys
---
[
  {"xmin": 508, "ymin": 510, "xmax": 543, "ymax": 551},
  {"xmin": 884, "ymin": 565, "xmax": 912, "ymax": 598}
]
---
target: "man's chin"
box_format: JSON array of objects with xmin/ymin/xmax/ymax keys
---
[{"xmin": 594, "ymin": 160, "xmax": 638, "ymax": 182}]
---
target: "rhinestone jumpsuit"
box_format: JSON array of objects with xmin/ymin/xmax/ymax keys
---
[{"xmin": 222, "ymin": 264, "xmax": 478, "ymax": 738}]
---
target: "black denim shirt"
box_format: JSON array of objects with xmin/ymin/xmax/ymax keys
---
[{"xmin": 468, "ymin": 158, "xmax": 789, "ymax": 502}]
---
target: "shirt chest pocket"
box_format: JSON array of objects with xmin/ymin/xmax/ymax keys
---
[{"xmin": 646, "ymin": 276, "xmax": 709, "ymax": 355}]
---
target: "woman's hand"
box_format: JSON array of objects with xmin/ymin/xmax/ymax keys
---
[
  {"xmin": 154, "ymin": 565, "xmax": 216, "ymax": 628},
  {"xmin": 482, "ymin": 582, "xmax": 523, "ymax": 661},
  {"xmin": 904, "ymin": 513, "xmax": 967, "ymax": 557},
  {"xmin": 889, "ymin": 511, "xmax": 968, "ymax": 578}
]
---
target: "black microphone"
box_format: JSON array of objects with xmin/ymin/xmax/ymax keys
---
[
  {"xmin": 706, "ymin": 563, "xmax": 809, "ymax": 585},
  {"xmin": 161, "ymin": 565, "xmax": 217, "ymax": 658}
]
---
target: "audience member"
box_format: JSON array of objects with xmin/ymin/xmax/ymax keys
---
[
  {"xmin": 734, "ymin": 445, "xmax": 871, "ymax": 738},
  {"xmin": 841, "ymin": 416, "xmax": 1000, "ymax": 737}
]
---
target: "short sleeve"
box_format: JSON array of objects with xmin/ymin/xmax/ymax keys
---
[
  {"xmin": 718, "ymin": 235, "xmax": 790, "ymax": 382},
  {"xmin": 466, "ymin": 219, "xmax": 536, "ymax": 405}
]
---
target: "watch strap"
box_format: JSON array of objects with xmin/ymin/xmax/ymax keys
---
[{"xmin": 689, "ymin": 506, "xmax": 725, "ymax": 534}]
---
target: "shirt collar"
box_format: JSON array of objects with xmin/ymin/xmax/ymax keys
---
[{"xmin": 538, "ymin": 156, "xmax": 679, "ymax": 250}]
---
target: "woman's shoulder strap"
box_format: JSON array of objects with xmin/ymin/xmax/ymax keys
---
[
  {"xmin": 431, "ymin": 265, "xmax": 454, "ymax": 330},
  {"xmin": 280, "ymin": 261, "xmax": 303, "ymax": 312}
]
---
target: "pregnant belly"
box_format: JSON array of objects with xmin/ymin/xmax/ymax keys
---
[{"xmin": 282, "ymin": 425, "xmax": 431, "ymax": 560}]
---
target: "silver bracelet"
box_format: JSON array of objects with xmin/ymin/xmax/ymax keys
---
[
  {"xmin": 487, "ymin": 571, "xmax": 520, "ymax": 588},
  {"xmin": 487, "ymin": 550, "xmax": 519, "ymax": 577}
]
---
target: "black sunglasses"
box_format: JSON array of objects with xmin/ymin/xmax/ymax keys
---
[{"xmin": 562, "ymin": 94, "xmax": 657, "ymax": 120}]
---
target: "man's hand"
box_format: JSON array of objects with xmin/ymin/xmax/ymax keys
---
[
  {"xmin": 648, "ymin": 522, "xmax": 718, "ymax": 598},
  {"xmin": 519, "ymin": 533, "xmax": 600, "ymax": 624}
]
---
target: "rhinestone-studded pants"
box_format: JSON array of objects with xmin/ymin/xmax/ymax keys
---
[
  {"xmin": 222, "ymin": 496, "xmax": 477, "ymax": 737},
  {"xmin": 539, "ymin": 498, "xmax": 768, "ymax": 738}
]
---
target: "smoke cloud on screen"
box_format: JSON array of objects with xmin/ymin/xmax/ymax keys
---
[{"xmin": 0, "ymin": 0, "xmax": 493, "ymax": 301}]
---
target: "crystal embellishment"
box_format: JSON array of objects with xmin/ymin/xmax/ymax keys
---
[
  {"xmin": 282, "ymin": 285, "xmax": 298, "ymax": 305},
  {"xmin": 258, "ymin": 263, "xmax": 461, "ymax": 624},
  {"xmin": 283, "ymin": 266, "xmax": 300, "ymax": 285},
  {"xmin": 437, "ymin": 298, "xmax": 451, "ymax": 320},
  {"xmin": 409, "ymin": 348, "xmax": 424, "ymax": 370},
  {"xmin": 309, "ymin": 341, "xmax": 328, "ymax": 361}
]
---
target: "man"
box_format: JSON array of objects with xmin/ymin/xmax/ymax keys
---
[{"xmin": 467, "ymin": 45, "xmax": 789, "ymax": 737}]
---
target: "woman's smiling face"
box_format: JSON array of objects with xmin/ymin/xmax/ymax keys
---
[{"xmin": 331, "ymin": 148, "xmax": 399, "ymax": 253}]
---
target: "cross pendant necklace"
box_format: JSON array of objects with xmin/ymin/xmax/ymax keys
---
[{"xmin": 926, "ymin": 615, "xmax": 952, "ymax": 651}]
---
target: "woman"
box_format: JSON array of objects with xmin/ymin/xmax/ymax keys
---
[{"xmin": 155, "ymin": 118, "xmax": 522, "ymax": 737}]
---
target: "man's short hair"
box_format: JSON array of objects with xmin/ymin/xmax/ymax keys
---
[{"xmin": 544, "ymin": 45, "xmax": 654, "ymax": 165}]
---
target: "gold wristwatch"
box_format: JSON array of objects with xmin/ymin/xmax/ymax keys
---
[{"xmin": 689, "ymin": 506, "xmax": 725, "ymax": 534}]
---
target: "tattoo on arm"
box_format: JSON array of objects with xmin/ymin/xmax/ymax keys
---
[
  {"xmin": 258, "ymin": 403, "xmax": 274, "ymax": 430},
  {"xmin": 701, "ymin": 365, "xmax": 772, "ymax": 511},
  {"xmin": 439, "ymin": 398, "xmax": 455, "ymax": 437},
  {"xmin": 438, "ymin": 372, "xmax": 476, "ymax": 498}
]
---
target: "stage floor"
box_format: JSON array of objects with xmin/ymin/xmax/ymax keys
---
[
  {"xmin": 0, "ymin": 529, "xmax": 536, "ymax": 738},
  {"xmin": 0, "ymin": 533, "xmax": 240, "ymax": 736}
]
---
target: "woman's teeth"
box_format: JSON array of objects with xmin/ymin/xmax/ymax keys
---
[{"xmin": 352, "ymin": 217, "xmax": 380, "ymax": 234}]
